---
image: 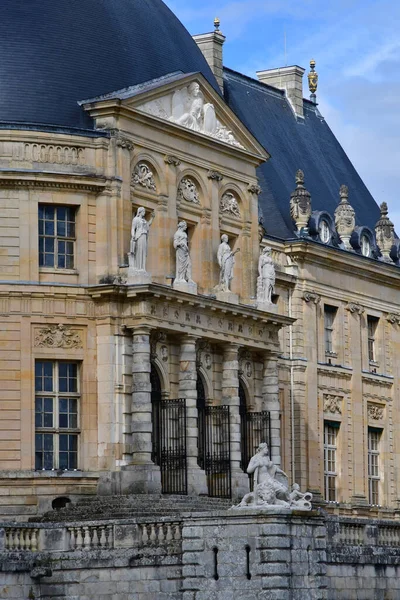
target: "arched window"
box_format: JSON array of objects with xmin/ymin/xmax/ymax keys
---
[
  {"xmin": 151, "ymin": 364, "xmax": 162, "ymax": 465},
  {"xmin": 197, "ymin": 372, "xmax": 206, "ymax": 469}
]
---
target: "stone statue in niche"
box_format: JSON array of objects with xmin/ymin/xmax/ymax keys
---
[
  {"xmin": 220, "ymin": 192, "xmax": 241, "ymax": 218},
  {"xmin": 233, "ymin": 443, "xmax": 313, "ymax": 511},
  {"xmin": 257, "ymin": 247, "xmax": 276, "ymax": 310},
  {"xmin": 173, "ymin": 221, "xmax": 197, "ymax": 295},
  {"xmin": 128, "ymin": 207, "xmax": 155, "ymax": 284},
  {"xmin": 177, "ymin": 177, "xmax": 200, "ymax": 204},
  {"xmin": 216, "ymin": 234, "xmax": 240, "ymax": 292}
]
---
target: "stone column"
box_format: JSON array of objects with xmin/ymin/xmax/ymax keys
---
[
  {"xmin": 120, "ymin": 326, "xmax": 161, "ymax": 494},
  {"xmin": 262, "ymin": 352, "xmax": 281, "ymax": 467},
  {"xmin": 222, "ymin": 345, "xmax": 250, "ymax": 499},
  {"xmin": 179, "ymin": 335, "xmax": 208, "ymax": 495}
]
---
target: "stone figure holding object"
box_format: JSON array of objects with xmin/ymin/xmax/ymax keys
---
[
  {"xmin": 233, "ymin": 442, "xmax": 313, "ymax": 511},
  {"xmin": 173, "ymin": 221, "xmax": 194, "ymax": 284},
  {"xmin": 129, "ymin": 207, "xmax": 155, "ymax": 272},
  {"xmin": 217, "ymin": 234, "xmax": 240, "ymax": 292},
  {"xmin": 172, "ymin": 82, "xmax": 217, "ymax": 134},
  {"xmin": 257, "ymin": 246, "xmax": 275, "ymax": 305}
]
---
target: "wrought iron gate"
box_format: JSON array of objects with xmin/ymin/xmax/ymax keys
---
[
  {"xmin": 152, "ymin": 397, "xmax": 188, "ymax": 495},
  {"xmin": 241, "ymin": 411, "xmax": 271, "ymax": 472},
  {"xmin": 199, "ymin": 406, "xmax": 231, "ymax": 498}
]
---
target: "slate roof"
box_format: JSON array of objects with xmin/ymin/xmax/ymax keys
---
[
  {"xmin": 0, "ymin": 0, "xmax": 219, "ymax": 130},
  {"xmin": 223, "ymin": 68, "xmax": 381, "ymax": 240}
]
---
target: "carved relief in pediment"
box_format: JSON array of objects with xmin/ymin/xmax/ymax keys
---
[{"xmin": 136, "ymin": 82, "xmax": 244, "ymax": 149}]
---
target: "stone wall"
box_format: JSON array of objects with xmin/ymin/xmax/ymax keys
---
[{"xmin": 4, "ymin": 511, "xmax": 400, "ymax": 599}]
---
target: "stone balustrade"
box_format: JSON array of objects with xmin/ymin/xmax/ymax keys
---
[
  {"xmin": 4, "ymin": 526, "xmax": 39, "ymax": 551},
  {"xmin": 139, "ymin": 521, "xmax": 181, "ymax": 545},
  {"xmin": 68, "ymin": 524, "xmax": 114, "ymax": 551},
  {"xmin": 328, "ymin": 517, "xmax": 400, "ymax": 548}
]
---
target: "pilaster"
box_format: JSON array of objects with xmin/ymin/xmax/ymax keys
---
[{"xmin": 262, "ymin": 352, "xmax": 281, "ymax": 467}]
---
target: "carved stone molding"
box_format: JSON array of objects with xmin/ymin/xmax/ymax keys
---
[
  {"xmin": 207, "ymin": 170, "xmax": 223, "ymax": 182},
  {"xmin": 346, "ymin": 302, "xmax": 365, "ymax": 315},
  {"xmin": 196, "ymin": 340, "xmax": 212, "ymax": 370},
  {"xmin": 323, "ymin": 394, "xmax": 342, "ymax": 415},
  {"xmin": 220, "ymin": 192, "xmax": 241, "ymax": 218},
  {"xmin": 248, "ymin": 184, "xmax": 262, "ymax": 195},
  {"xmin": 387, "ymin": 313, "xmax": 400, "ymax": 325},
  {"xmin": 177, "ymin": 177, "xmax": 200, "ymax": 204},
  {"xmin": 164, "ymin": 155, "xmax": 181, "ymax": 166},
  {"xmin": 150, "ymin": 331, "xmax": 168, "ymax": 361},
  {"xmin": 367, "ymin": 403, "xmax": 384, "ymax": 421},
  {"xmin": 34, "ymin": 324, "xmax": 83, "ymax": 349},
  {"xmin": 132, "ymin": 163, "xmax": 157, "ymax": 191},
  {"xmin": 116, "ymin": 137, "xmax": 134, "ymax": 151},
  {"xmin": 303, "ymin": 291, "xmax": 321, "ymax": 304}
]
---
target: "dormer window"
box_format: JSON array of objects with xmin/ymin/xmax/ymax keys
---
[
  {"xmin": 319, "ymin": 220, "xmax": 330, "ymax": 244},
  {"xmin": 361, "ymin": 235, "xmax": 371, "ymax": 257}
]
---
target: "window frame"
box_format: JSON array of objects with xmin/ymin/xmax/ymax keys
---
[
  {"xmin": 367, "ymin": 315, "xmax": 379, "ymax": 364},
  {"xmin": 35, "ymin": 360, "xmax": 81, "ymax": 471},
  {"xmin": 38, "ymin": 204, "xmax": 77, "ymax": 270},
  {"xmin": 368, "ymin": 428, "xmax": 381, "ymax": 506},
  {"xmin": 324, "ymin": 305, "xmax": 338, "ymax": 356},
  {"xmin": 324, "ymin": 422, "xmax": 339, "ymax": 502}
]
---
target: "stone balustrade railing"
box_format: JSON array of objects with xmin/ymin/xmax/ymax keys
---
[
  {"xmin": 0, "ymin": 518, "xmax": 182, "ymax": 554},
  {"xmin": 328, "ymin": 518, "xmax": 400, "ymax": 548}
]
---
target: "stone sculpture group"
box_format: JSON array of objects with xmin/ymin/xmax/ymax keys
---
[
  {"xmin": 128, "ymin": 208, "xmax": 276, "ymax": 306},
  {"xmin": 234, "ymin": 442, "xmax": 313, "ymax": 511}
]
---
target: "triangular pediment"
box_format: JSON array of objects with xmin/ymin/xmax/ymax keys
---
[{"xmin": 81, "ymin": 72, "xmax": 269, "ymax": 159}]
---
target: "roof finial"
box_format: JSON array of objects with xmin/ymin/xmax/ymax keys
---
[
  {"xmin": 335, "ymin": 184, "xmax": 355, "ymax": 250},
  {"xmin": 214, "ymin": 17, "xmax": 221, "ymax": 32},
  {"xmin": 375, "ymin": 202, "xmax": 395, "ymax": 262},
  {"xmin": 308, "ymin": 59, "xmax": 318, "ymax": 104},
  {"xmin": 290, "ymin": 169, "xmax": 311, "ymax": 235}
]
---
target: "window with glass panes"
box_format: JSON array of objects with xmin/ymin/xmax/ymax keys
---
[
  {"xmin": 35, "ymin": 361, "xmax": 80, "ymax": 470},
  {"xmin": 367, "ymin": 316, "xmax": 379, "ymax": 363},
  {"xmin": 324, "ymin": 305, "xmax": 337, "ymax": 354},
  {"xmin": 324, "ymin": 423, "xmax": 338, "ymax": 501},
  {"xmin": 368, "ymin": 428, "xmax": 381, "ymax": 505},
  {"xmin": 38, "ymin": 205, "xmax": 76, "ymax": 269}
]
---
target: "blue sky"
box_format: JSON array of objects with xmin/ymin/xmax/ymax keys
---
[{"xmin": 165, "ymin": 0, "xmax": 400, "ymax": 231}]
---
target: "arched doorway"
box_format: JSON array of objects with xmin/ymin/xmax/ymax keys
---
[
  {"xmin": 150, "ymin": 364, "xmax": 162, "ymax": 465},
  {"xmin": 196, "ymin": 372, "xmax": 206, "ymax": 469},
  {"xmin": 239, "ymin": 380, "xmax": 248, "ymax": 471}
]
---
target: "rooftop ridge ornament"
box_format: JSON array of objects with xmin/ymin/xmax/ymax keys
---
[
  {"xmin": 375, "ymin": 201, "xmax": 395, "ymax": 261},
  {"xmin": 214, "ymin": 17, "xmax": 221, "ymax": 32},
  {"xmin": 308, "ymin": 59, "xmax": 318, "ymax": 104},
  {"xmin": 335, "ymin": 184, "xmax": 355, "ymax": 250},
  {"xmin": 290, "ymin": 169, "xmax": 311, "ymax": 235}
]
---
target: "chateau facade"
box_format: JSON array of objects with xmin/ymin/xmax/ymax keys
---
[{"xmin": 0, "ymin": 0, "xmax": 399, "ymax": 527}]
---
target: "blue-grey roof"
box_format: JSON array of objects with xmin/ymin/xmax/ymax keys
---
[
  {"xmin": 0, "ymin": 0, "xmax": 219, "ymax": 130},
  {"xmin": 224, "ymin": 68, "xmax": 381, "ymax": 240}
]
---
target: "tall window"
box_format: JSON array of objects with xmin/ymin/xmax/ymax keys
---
[
  {"xmin": 39, "ymin": 205, "xmax": 76, "ymax": 269},
  {"xmin": 324, "ymin": 305, "xmax": 337, "ymax": 354},
  {"xmin": 324, "ymin": 423, "xmax": 338, "ymax": 502},
  {"xmin": 35, "ymin": 361, "xmax": 80, "ymax": 470},
  {"xmin": 368, "ymin": 428, "xmax": 381, "ymax": 505},
  {"xmin": 367, "ymin": 316, "xmax": 379, "ymax": 363}
]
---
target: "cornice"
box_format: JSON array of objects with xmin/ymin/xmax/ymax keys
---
[
  {"xmin": 284, "ymin": 240, "xmax": 400, "ymax": 288},
  {"xmin": 0, "ymin": 170, "xmax": 107, "ymax": 192}
]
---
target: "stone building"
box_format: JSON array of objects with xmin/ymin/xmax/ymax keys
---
[{"xmin": 1, "ymin": 4, "xmax": 400, "ymax": 598}]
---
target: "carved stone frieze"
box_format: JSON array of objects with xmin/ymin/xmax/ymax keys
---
[
  {"xmin": 34, "ymin": 324, "xmax": 83, "ymax": 349},
  {"xmin": 323, "ymin": 394, "xmax": 342, "ymax": 415},
  {"xmin": 177, "ymin": 177, "xmax": 200, "ymax": 204},
  {"xmin": 136, "ymin": 82, "xmax": 244, "ymax": 148},
  {"xmin": 132, "ymin": 163, "xmax": 157, "ymax": 191},
  {"xmin": 220, "ymin": 192, "xmax": 241, "ymax": 218},
  {"xmin": 303, "ymin": 291, "xmax": 321, "ymax": 304},
  {"xmin": 164, "ymin": 155, "xmax": 181, "ymax": 166},
  {"xmin": 346, "ymin": 302, "xmax": 365, "ymax": 315},
  {"xmin": 367, "ymin": 403, "xmax": 384, "ymax": 421},
  {"xmin": 207, "ymin": 170, "xmax": 223, "ymax": 182}
]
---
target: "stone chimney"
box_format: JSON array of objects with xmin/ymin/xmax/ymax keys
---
[
  {"xmin": 256, "ymin": 65, "xmax": 305, "ymax": 118},
  {"xmin": 193, "ymin": 18, "xmax": 226, "ymax": 92}
]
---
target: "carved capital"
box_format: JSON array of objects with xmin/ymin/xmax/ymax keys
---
[
  {"xmin": 207, "ymin": 170, "xmax": 224, "ymax": 182},
  {"xmin": 164, "ymin": 154, "xmax": 181, "ymax": 167},
  {"xmin": 387, "ymin": 313, "xmax": 400, "ymax": 325},
  {"xmin": 346, "ymin": 302, "xmax": 365, "ymax": 315},
  {"xmin": 303, "ymin": 291, "xmax": 321, "ymax": 304},
  {"xmin": 34, "ymin": 325, "xmax": 83, "ymax": 349},
  {"xmin": 248, "ymin": 183, "xmax": 262, "ymax": 195},
  {"xmin": 116, "ymin": 136, "xmax": 134, "ymax": 151}
]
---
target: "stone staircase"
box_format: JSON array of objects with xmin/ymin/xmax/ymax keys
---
[{"xmin": 36, "ymin": 494, "xmax": 233, "ymax": 522}]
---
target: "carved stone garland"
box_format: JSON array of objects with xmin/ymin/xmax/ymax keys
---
[
  {"xmin": 132, "ymin": 163, "xmax": 157, "ymax": 192},
  {"xmin": 34, "ymin": 325, "xmax": 83, "ymax": 349},
  {"xmin": 177, "ymin": 177, "xmax": 200, "ymax": 205},
  {"xmin": 220, "ymin": 192, "xmax": 241, "ymax": 218}
]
